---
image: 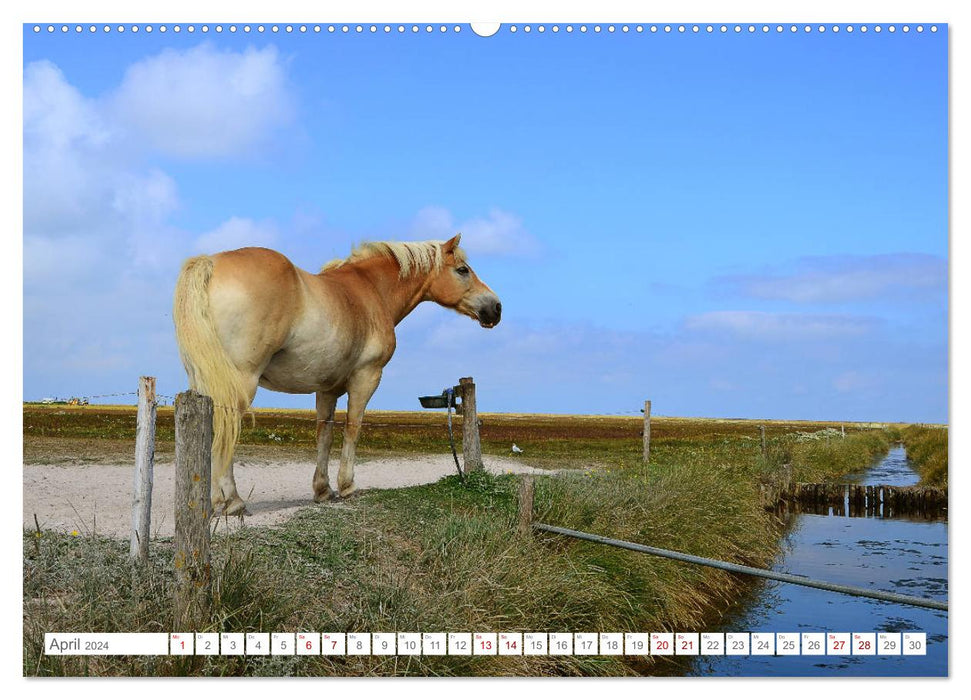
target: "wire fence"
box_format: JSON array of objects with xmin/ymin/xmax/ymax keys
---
[
  {"xmin": 30, "ymin": 386, "xmax": 879, "ymax": 434},
  {"xmin": 27, "ymin": 387, "xmax": 649, "ymax": 432},
  {"xmin": 29, "ymin": 386, "xmax": 881, "ymax": 437},
  {"xmin": 157, "ymin": 393, "xmax": 648, "ymax": 430}
]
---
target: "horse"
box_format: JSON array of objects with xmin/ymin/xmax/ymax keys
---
[{"xmin": 173, "ymin": 234, "xmax": 501, "ymax": 515}]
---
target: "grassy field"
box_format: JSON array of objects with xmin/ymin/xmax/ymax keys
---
[
  {"xmin": 898, "ymin": 424, "xmax": 949, "ymax": 487},
  {"xmin": 24, "ymin": 405, "xmax": 902, "ymax": 676},
  {"xmin": 23, "ymin": 402, "xmax": 888, "ymax": 468}
]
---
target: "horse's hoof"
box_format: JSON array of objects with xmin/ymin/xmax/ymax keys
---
[
  {"xmin": 314, "ymin": 488, "xmax": 336, "ymax": 503},
  {"xmin": 222, "ymin": 498, "xmax": 249, "ymax": 517},
  {"xmin": 338, "ymin": 485, "xmax": 358, "ymax": 499}
]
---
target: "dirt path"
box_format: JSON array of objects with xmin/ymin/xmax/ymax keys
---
[{"xmin": 23, "ymin": 454, "xmax": 550, "ymax": 538}]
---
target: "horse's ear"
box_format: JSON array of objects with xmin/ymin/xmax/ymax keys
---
[{"xmin": 443, "ymin": 233, "xmax": 462, "ymax": 252}]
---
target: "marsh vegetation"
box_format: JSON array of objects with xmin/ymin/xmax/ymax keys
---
[{"xmin": 24, "ymin": 405, "xmax": 935, "ymax": 676}]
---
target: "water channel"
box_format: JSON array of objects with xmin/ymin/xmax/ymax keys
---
[{"xmin": 691, "ymin": 445, "xmax": 948, "ymax": 677}]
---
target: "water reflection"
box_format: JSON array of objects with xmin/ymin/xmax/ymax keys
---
[{"xmin": 692, "ymin": 446, "xmax": 948, "ymax": 677}]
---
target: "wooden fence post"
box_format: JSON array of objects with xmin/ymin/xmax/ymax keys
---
[
  {"xmin": 459, "ymin": 377, "xmax": 483, "ymax": 472},
  {"xmin": 174, "ymin": 390, "xmax": 213, "ymax": 631},
  {"xmin": 130, "ymin": 376, "xmax": 156, "ymax": 564},
  {"xmin": 643, "ymin": 400, "xmax": 652, "ymax": 464},
  {"xmin": 760, "ymin": 425, "xmax": 767, "ymax": 458},
  {"xmin": 517, "ymin": 475, "xmax": 535, "ymax": 535}
]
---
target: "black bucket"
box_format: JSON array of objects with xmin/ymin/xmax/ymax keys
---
[{"xmin": 419, "ymin": 391, "xmax": 458, "ymax": 409}]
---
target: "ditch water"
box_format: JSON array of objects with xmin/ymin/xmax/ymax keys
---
[{"xmin": 691, "ymin": 446, "xmax": 948, "ymax": 677}]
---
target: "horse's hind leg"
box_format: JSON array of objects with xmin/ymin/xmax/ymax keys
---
[
  {"xmin": 313, "ymin": 391, "xmax": 339, "ymax": 502},
  {"xmin": 211, "ymin": 375, "xmax": 259, "ymax": 516},
  {"xmin": 211, "ymin": 418, "xmax": 246, "ymax": 516},
  {"xmin": 337, "ymin": 367, "xmax": 382, "ymax": 498}
]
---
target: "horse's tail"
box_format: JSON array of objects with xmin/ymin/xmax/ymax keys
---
[{"xmin": 172, "ymin": 256, "xmax": 247, "ymax": 490}]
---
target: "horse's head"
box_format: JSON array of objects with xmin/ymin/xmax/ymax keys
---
[{"xmin": 426, "ymin": 234, "xmax": 502, "ymax": 328}]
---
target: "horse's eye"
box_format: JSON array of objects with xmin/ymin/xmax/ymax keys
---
[{"xmin": 456, "ymin": 266, "xmax": 470, "ymax": 276}]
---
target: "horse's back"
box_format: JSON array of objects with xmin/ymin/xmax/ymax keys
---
[
  {"xmin": 208, "ymin": 247, "xmax": 305, "ymax": 373},
  {"xmin": 210, "ymin": 246, "xmax": 299, "ymax": 287}
]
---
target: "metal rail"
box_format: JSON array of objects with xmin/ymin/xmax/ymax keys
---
[{"xmin": 532, "ymin": 522, "xmax": 948, "ymax": 612}]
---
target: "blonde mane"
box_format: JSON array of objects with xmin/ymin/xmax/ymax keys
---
[{"xmin": 321, "ymin": 240, "xmax": 467, "ymax": 278}]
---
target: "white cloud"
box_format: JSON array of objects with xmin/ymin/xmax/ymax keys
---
[
  {"xmin": 411, "ymin": 206, "xmax": 454, "ymax": 236},
  {"xmin": 24, "ymin": 62, "xmax": 179, "ymax": 289},
  {"xmin": 24, "ymin": 44, "xmax": 298, "ymax": 282},
  {"xmin": 23, "ymin": 60, "xmax": 108, "ymax": 150},
  {"xmin": 112, "ymin": 169, "xmax": 179, "ymax": 225},
  {"xmin": 411, "ymin": 206, "xmax": 541, "ymax": 257},
  {"xmin": 381, "ymin": 312, "xmax": 943, "ymax": 422},
  {"xmin": 718, "ymin": 253, "xmax": 946, "ymax": 304},
  {"xmin": 111, "ymin": 43, "xmax": 294, "ymax": 159},
  {"xmin": 23, "ymin": 235, "xmax": 111, "ymax": 287},
  {"xmin": 194, "ymin": 217, "xmax": 279, "ymax": 253},
  {"xmin": 833, "ymin": 371, "xmax": 878, "ymax": 393},
  {"xmin": 461, "ymin": 209, "xmax": 540, "ymax": 256},
  {"xmin": 23, "ymin": 61, "xmax": 114, "ymax": 237},
  {"xmin": 23, "ymin": 45, "xmax": 298, "ymax": 403},
  {"xmin": 684, "ymin": 311, "xmax": 876, "ymax": 341}
]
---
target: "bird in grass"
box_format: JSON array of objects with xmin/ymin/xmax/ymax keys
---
[{"xmin": 511, "ymin": 443, "xmax": 523, "ymax": 454}]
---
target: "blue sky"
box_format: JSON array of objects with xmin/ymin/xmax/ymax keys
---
[{"xmin": 22, "ymin": 23, "xmax": 948, "ymax": 422}]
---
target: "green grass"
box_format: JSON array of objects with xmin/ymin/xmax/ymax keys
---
[
  {"xmin": 24, "ymin": 407, "xmax": 903, "ymax": 676},
  {"xmin": 23, "ymin": 403, "xmax": 876, "ymax": 465},
  {"xmin": 787, "ymin": 429, "xmax": 892, "ymax": 482},
  {"xmin": 899, "ymin": 425, "xmax": 948, "ymax": 487}
]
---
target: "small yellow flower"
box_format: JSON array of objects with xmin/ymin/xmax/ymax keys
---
[{"xmin": 70, "ymin": 530, "xmax": 80, "ymax": 537}]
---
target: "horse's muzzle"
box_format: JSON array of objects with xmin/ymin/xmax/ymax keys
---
[{"xmin": 478, "ymin": 299, "xmax": 502, "ymax": 328}]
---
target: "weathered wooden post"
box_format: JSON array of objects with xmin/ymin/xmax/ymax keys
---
[
  {"xmin": 459, "ymin": 377, "xmax": 483, "ymax": 472},
  {"xmin": 130, "ymin": 376, "xmax": 156, "ymax": 563},
  {"xmin": 759, "ymin": 425, "xmax": 767, "ymax": 458},
  {"xmin": 174, "ymin": 390, "xmax": 213, "ymax": 631},
  {"xmin": 642, "ymin": 400, "xmax": 652, "ymax": 464},
  {"xmin": 517, "ymin": 475, "xmax": 535, "ymax": 535}
]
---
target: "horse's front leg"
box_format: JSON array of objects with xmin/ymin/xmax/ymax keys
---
[
  {"xmin": 312, "ymin": 391, "xmax": 339, "ymax": 502},
  {"xmin": 337, "ymin": 367, "xmax": 383, "ymax": 498}
]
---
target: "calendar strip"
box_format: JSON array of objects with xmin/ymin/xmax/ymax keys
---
[{"xmin": 43, "ymin": 632, "xmax": 928, "ymax": 657}]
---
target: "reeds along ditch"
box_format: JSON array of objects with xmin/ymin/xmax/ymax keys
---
[
  {"xmin": 786, "ymin": 429, "xmax": 892, "ymax": 483},
  {"xmin": 24, "ymin": 420, "xmax": 900, "ymax": 677},
  {"xmin": 898, "ymin": 425, "xmax": 948, "ymax": 487}
]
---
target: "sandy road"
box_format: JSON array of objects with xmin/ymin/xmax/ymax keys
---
[{"xmin": 23, "ymin": 454, "xmax": 547, "ymax": 538}]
